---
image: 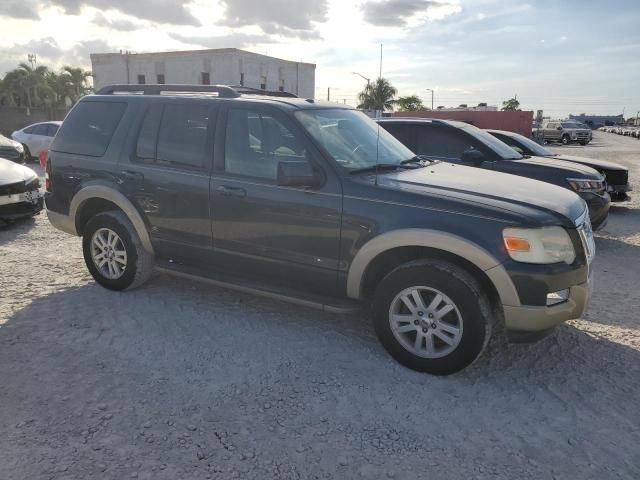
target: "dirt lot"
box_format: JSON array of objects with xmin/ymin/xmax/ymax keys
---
[{"xmin": 1, "ymin": 131, "xmax": 639, "ymax": 480}]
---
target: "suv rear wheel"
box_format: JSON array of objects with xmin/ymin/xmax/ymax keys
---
[
  {"xmin": 372, "ymin": 259, "xmax": 493, "ymax": 375},
  {"xmin": 82, "ymin": 210, "xmax": 154, "ymax": 291}
]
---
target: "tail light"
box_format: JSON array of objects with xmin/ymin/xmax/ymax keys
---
[{"xmin": 45, "ymin": 151, "xmax": 52, "ymax": 192}]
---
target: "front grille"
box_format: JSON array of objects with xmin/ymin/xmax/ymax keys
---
[
  {"xmin": 605, "ymin": 169, "xmax": 628, "ymax": 186},
  {"xmin": 0, "ymin": 181, "xmax": 27, "ymax": 196},
  {"xmin": 575, "ymin": 132, "xmax": 590, "ymax": 139}
]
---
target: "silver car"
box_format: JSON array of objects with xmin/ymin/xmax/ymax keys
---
[{"xmin": 11, "ymin": 121, "xmax": 62, "ymax": 160}]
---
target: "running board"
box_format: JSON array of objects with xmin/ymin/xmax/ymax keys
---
[{"xmin": 155, "ymin": 263, "xmax": 361, "ymax": 314}]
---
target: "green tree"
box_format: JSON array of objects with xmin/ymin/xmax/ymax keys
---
[
  {"xmin": 16, "ymin": 62, "xmax": 55, "ymax": 108},
  {"xmin": 60, "ymin": 65, "xmax": 93, "ymax": 103},
  {"xmin": 395, "ymin": 95, "xmax": 425, "ymax": 112},
  {"xmin": 501, "ymin": 97, "xmax": 520, "ymax": 111},
  {"xmin": 357, "ymin": 77, "xmax": 398, "ymax": 111}
]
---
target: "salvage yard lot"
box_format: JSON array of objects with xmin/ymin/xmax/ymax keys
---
[{"xmin": 1, "ymin": 132, "xmax": 639, "ymax": 479}]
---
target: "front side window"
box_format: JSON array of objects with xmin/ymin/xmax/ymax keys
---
[
  {"xmin": 225, "ymin": 108, "xmax": 308, "ymax": 180},
  {"xmin": 458, "ymin": 124, "xmax": 522, "ymax": 159},
  {"xmin": 156, "ymin": 103, "xmax": 210, "ymax": 168},
  {"xmin": 52, "ymin": 101, "xmax": 126, "ymax": 157},
  {"xmin": 295, "ymin": 109, "xmax": 413, "ymax": 172},
  {"xmin": 416, "ymin": 125, "xmax": 477, "ymax": 159},
  {"xmin": 494, "ymin": 132, "xmax": 551, "ymax": 157}
]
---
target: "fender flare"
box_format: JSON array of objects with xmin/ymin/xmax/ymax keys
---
[
  {"xmin": 70, "ymin": 185, "xmax": 155, "ymax": 255},
  {"xmin": 346, "ymin": 228, "xmax": 520, "ymax": 307}
]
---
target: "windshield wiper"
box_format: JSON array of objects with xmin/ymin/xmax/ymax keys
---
[
  {"xmin": 400, "ymin": 154, "xmax": 438, "ymax": 165},
  {"xmin": 348, "ymin": 163, "xmax": 412, "ymax": 175}
]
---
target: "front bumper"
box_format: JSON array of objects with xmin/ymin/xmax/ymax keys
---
[
  {"xmin": 608, "ymin": 183, "xmax": 632, "ymax": 202},
  {"xmin": 0, "ymin": 194, "xmax": 43, "ymax": 220},
  {"xmin": 503, "ymin": 275, "xmax": 592, "ymax": 333}
]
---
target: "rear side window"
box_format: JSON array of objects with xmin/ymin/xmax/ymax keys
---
[
  {"xmin": 157, "ymin": 104, "xmax": 210, "ymax": 168},
  {"xmin": 134, "ymin": 102, "xmax": 211, "ymax": 169},
  {"xmin": 47, "ymin": 124, "xmax": 59, "ymax": 137},
  {"xmin": 54, "ymin": 101, "xmax": 126, "ymax": 157}
]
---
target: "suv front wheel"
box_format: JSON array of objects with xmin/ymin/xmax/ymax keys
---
[
  {"xmin": 82, "ymin": 210, "xmax": 154, "ymax": 291},
  {"xmin": 372, "ymin": 259, "xmax": 493, "ymax": 375}
]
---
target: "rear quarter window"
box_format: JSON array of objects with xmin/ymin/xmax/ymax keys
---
[{"xmin": 53, "ymin": 101, "xmax": 126, "ymax": 157}]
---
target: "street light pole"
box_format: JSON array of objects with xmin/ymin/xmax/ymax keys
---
[{"xmin": 425, "ymin": 88, "xmax": 434, "ymax": 110}]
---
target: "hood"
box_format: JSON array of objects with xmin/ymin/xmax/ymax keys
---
[
  {"xmin": 0, "ymin": 157, "xmax": 38, "ymax": 185},
  {"xmin": 552, "ymin": 154, "xmax": 627, "ymax": 172},
  {"xmin": 379, "ymin": 162, "xmax": 586, "ymax": 225},
  {"xmin": 0, "ymin": 134, "xmax": 18, "ymax": 148},
  {"xmin": 514, "ymin": 155, "xmax": 603, "ymax": 178}
]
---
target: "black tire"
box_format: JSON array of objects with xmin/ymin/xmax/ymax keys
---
[
  {"xmin": 561, "ymin": 135, "xmax": 570, "ymax": 145},
  {"xmin": 82, "ymin": 210, "xmax": 154, "ymax": 291},
  {"xmin": 371, "ymin": 259, "xmax": 494, "ymax": 375}
]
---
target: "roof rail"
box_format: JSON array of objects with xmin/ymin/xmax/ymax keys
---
[
  {"xmin": 96, "ymin": 84, "xmax": 241, "ymax": 98},
  {"xmin": 230, "ymin": 85, "xmax": 298, "ymax": 98}
]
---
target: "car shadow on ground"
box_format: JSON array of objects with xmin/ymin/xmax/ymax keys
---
[
  {"xmin": 0, "ymin": 215, "xmax": 38, "ymax": 244},
  {"xmin": 2, "ymin": 274, "xmax": 638, "ymax": 386}
]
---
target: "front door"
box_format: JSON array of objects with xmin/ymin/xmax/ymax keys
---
[{"xmin": 209, "ymin": 104, "xmax": 343, "ymax": 296}]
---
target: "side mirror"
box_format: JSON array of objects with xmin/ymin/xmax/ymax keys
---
[
  {"xmin": 557, "ymin": 126, "xmax": 562, "ymax": 131},
  {"xmin": 277, "ymin": 161, "xmax": 321, "ymax": 188},
  {"xmin": 460, "ymin": 149, "xmax": 485, "ymax": 165}
]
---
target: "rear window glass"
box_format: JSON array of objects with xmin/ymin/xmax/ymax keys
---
[{"xmin": 53, "ymin": 101, "xmax": 126, "ymax": 156}]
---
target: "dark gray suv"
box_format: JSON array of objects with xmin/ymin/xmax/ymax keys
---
[{"xmin": 45, "ymin": 85, "xmax": 595, "ymax": 375}]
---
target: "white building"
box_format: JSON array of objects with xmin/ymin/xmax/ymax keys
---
[{"xmin": 90, "ymin": 48, "xmax": 316, "ymax": 98}]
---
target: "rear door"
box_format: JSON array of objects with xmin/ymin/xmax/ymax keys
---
[
  {"xmin": 209, "ymin": 103, "xmax": 343, "ymax": 296},
  {"xmin": 120, "ymin": 99, "xmax": 216, "ymax": 263},
  {"xmin": 29, "ymin": 123, "xmax": 50, "ymax": 154}
]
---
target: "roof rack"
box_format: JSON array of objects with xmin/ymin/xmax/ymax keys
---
[
  {"xmin": 230, "ymin": 86, "xmax": 298, "ymax": 98},
  {"xmin": 96, "ymin": 84, "xmax": 241, "ymax": 98}
]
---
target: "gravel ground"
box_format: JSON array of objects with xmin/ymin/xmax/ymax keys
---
[{"xmin": 1, "ymin": 131, "xmax": 639, "ymax": 480}]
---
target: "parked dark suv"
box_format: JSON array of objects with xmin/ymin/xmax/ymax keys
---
[
  {"xmin": 378, "ymin": 118, "xmax": 610, "ymax": 229},
  {"xmin": 46, "ymin": 85, "xmax": 595, "ymax": 375},
  {"xmin": 487, "ymin": 129, "xmax": 631, "ymax": 202}
]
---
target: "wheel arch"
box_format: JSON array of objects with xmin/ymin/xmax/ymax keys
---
[
  {"xmin": 347, "ymin": 229, "xmax": 519, "ymax": 307},
  {"xmin": 71, "ymin": 185, "xmax": 155, "ymax": 255}
]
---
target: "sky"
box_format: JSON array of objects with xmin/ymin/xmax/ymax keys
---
[{"xmin": 0, "ymin": 0, "xmax": 639, "ymax": 118}]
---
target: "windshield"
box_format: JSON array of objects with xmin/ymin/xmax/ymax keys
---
[
  {"xmin": 294, "ymin": 109, "xmax": 414, "ymax": 171},
  {"xmin": 458, "ymin": 124, "xmax": 523, "ymax": 159},
  {"xmin": 562, "ymin": 122, "xmax": 586, "ymax": 129},
  {"xmin": 501, "ymin": 132, "xmax": 552, "ymax": 156}
]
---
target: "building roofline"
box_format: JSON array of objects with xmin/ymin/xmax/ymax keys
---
[{"xmin": 89, "ymin": 48, "xmax": 316, "ymax": 67}]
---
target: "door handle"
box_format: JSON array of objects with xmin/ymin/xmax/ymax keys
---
[
  {"xmin": 120, "ymin": 170, "xmax": 144, "ymax": 181},
  {"xmin": 215, "ymin": 185, "xmax": 246, "ymax": 198}
]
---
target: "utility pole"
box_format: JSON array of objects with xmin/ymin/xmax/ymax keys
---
[
  {"xmin": 327, "ymin": 87, "xmax": 330, "ymax": 101},
  {"xmin": 379, "ymin": 44, "xmax": 383, "ymax": 79},
  {"xmin": 27, "ymin": 53, "xmax": 37, "ymax": 68},
  {"xmin": 425, "ymin": 88, "xmax": 434, "ymax": 110}
]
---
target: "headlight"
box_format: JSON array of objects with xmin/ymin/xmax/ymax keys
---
[
  {"xmin": 503, "ymin": 226, "xmax": 576, "ymax": 264},
  {"xmin": 13, "ymin": 141, "xmax": 24, "ymax": 152},
  {"xmin": 567, "ymin": 178, "xmax": 605, "ymax": 193},
  {"xmin": 25, "ymin": 174, "xmax": 40, "ymax": 187}
]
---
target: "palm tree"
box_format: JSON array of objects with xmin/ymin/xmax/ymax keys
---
[
  {"xmin": 60, "ymin": 66, "xmax": 93, "ymax": 103},
  {"xmin": 16, "ymin": 63, "xmax": 54, "ymax": 108},
  {"xmin": 357, "ymin": 77, "xmax": 398, "ymax": 111}
]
